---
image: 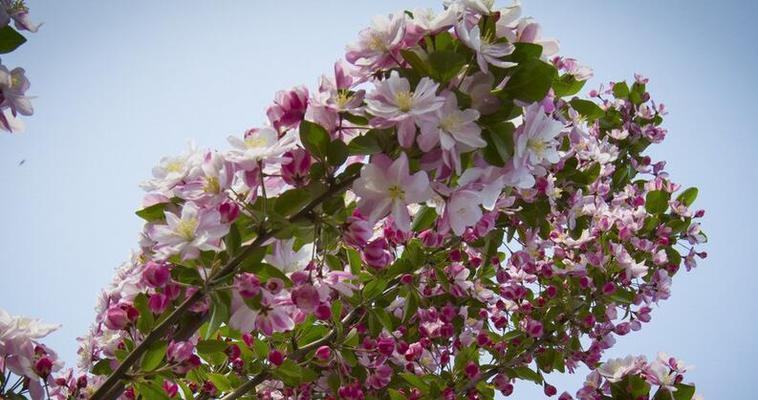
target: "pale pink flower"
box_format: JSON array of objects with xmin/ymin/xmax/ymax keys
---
[
  {"xmin": 226, "ymin": 127, "xmax": 297, "ymax": 171},
  {"xmin": 346, "ymin": 13, "xmax": 406, "ymax": 70},
  {"xmin": 456, "ymin": 22, "xmax": 515, "ymax": 73},
  {"xmin": 365, "ymin": 71, "xmax": 444, "ymax": 148},
  {"xmin": 597, "ymin": 355, "xmax": 645, "ymax": 383},
  {"xmin": 352, "ymin": 153, "xmax": 432, "ymax": 231},
  {"xmin": 514, "ymin": 103, "xmax": 563, "ymax": 168},
  {"xmin": 419, "ymin": 92, "xmax": 485, "ymax": 155},
  {"xmin": 150, "ymin": 202, "xmax": 229, "ymax": 260},
  {"xmin": 265, "ymin": 239, "xmax": 313, "ymax": 274}
]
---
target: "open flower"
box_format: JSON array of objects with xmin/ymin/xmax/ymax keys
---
[
  {"xmin": 150, "ymin": 202, "xmax": 229, "ymax": 260},
  {"xmin": 514, "ymin": 103, "xmax": 563, "ymax": 168},
  {"xmin": 365, "ymin": 71, "xmax": 444, "ymax": 148},
  {"xmin": 419, "ymin": 92, "xmax": 485, "ymax": 172},
  {"xmin": 353, "ymin": 153, "xmax": 431, "ymax": 231},
  {"xmin": 456, "ymin": 22, "xmax": 515, "ymax": 73},
  {"xmin": 346, "ymin": 13, "xmax": 406, "ymax": 71},
  {"xmin": 226, "ymin": 127, "xmax": 297, "ymax": 171}
]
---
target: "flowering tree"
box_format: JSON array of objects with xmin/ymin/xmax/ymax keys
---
[{"xmin": 0, "ymin": 1, "xmax": 709, "ymax": 399}]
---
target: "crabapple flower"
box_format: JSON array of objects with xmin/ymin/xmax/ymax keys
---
[
  {"xmin": 445, "ymin": 189, "xmax": 484, "ymax": 236},
  {"xmin": 226, "ymin": 127, "xmax": 297, "ymax": 170},
  {"xmin": 346, "ymin": 13, "xmax": 406, "ymax": 70},
  {"xmin": 266, "ymin": 85, "xmax": 309, "ymax": 132},
  {"xmin": 0, "ymin": 65, "xmax": 32, "ymax": 117},
  {"xmin": 456, "ymin": 22, "xmax": 515, "ymax": 73},
  {"xmin": 597, "ymin": 355, "xmax": 644, "ymax": 383},
  {"xmin": 353, "ymin": 153, "xmax": 432, "ymax": 231},
  {"xmin": 418, "ymin": 93, "xmax": 485, "ymax": 170},
  {"xmin": 365, "ymin": 71, "xmax": 444, "ymax": 148},
  {"xmin": 265, "ymin": 239, "xmax": 314, "ymax": 274},
  {"xmin": 140, "ymin": 143, "xmax": 203, "ymax": 192},
  {"xmin": 150, "ymin": 202, "xmax": 229, "ymax": 260},
  {"xmin": 514, "ymin": 103, "xmax": 563, "ymax": 168}
]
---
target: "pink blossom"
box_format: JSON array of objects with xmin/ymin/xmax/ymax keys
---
[
  {"xmin": 365, "ymin": 71, "xmax": 444, "ymax": 148},
  {"xmin": 266, "ymin": 86, "xmax": 309, "ymax": 132},
  {"xmin": 150, "ymin": 202, "xmax": 229, "ymax": 261},
  {"xmin": 456, "ymin": 23, "xmax": 515, "ymax": 73},
  {"xmin": 353, "ymin": 153, "xmax": 431, "ymax": 231}
]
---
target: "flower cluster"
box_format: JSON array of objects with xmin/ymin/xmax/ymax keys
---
[
  {"xmin": 0, "ymin": 0, "xmax": 38, "ymax": 133},
  {"xmin": 0, "ymin": 308, "xmax": 62, "ymax": 399},
  {"xmin": 1, "ymin": 1, "xmax": 708, "ymax": 399}
]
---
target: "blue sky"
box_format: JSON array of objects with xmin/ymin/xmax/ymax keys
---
[{"xmin": 1, "ymin": 1, "xmax": 755, "ymax": 398}]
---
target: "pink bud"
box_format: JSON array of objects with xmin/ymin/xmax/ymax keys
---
[
  {"xmin": 281, "ymin": 149, "xmax": 312, "ymax": 187},
  {"xmin": 315, "ymin": 345, "xmax": 331, "ymax": 361},
  {"xmin": 464, "ymin": 361, "xmax": 480, "ymax": 379},
  {"xmin": 142, "ymin": 261, "xmax": 170, "ymax": 288},
  {"xmin": 266, "ymin": 86, "xmax": 309, "ymax": 131},
  {"xmin": 343, "ymin": 212, "xmax": 373, "ymax": 248},
  {"xmin": 34, "ymin": 356, "xmax": 53, "ymax": 378},
  {"xmin": 219, "ymin": 201, "xmax": 240, "ymax": 224},
  {"xmin": 235, "ymin": 273, "xmax": 261, "ymax": 298},
  {"xmin": 544, "ymin": 384, "xmax": 557, "ymax": 396},
  {"xmin": 148, "ymin": 293, "xmax": 170, "ymax": 314},
  {"xmin": 104, "ymin": 304, "xmax": 130, "ymax": 330},
  {"xmin": 314, "ymin": 303, "xmax": 332, "ymax": 321},
  {"xmin": 602, "ymin": 282, "xmax": 616, "ymax": 295},
  {"xmin": 291, "ymin": 284, "xmax": 320, "ymax": 313},
  {"xmin": 163, "ymin": 380, "xmax": 179, "ymax": 398},
  {"xmin": 526, "ymin": 320, "xmax": 544, "ymax": 338},
  {"xmin": 167, "ymin": 341, "xmax": 195, "ymax": 364},
  {"xmin": 362, "ymin": 238, "xmax": 393, "ymax": 269},
  {"xmin": 268, "ymin": 349, "xmax": 284, "ymax": 366}
]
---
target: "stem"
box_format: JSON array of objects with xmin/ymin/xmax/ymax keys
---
[{"xmin": 91, "ymin": 174, "xmax": 359, "ymax": 400}]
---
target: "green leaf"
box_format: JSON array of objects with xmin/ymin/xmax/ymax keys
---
[
  {"xmin": 362, "ymin": 278, "xmax": 387, "ymax": 300},
  {"xmin": 673, "ymin": 384, "xmax": 696, "ymax": 400},
  {"xmin": 552, "ymin": 74, "xmax": 586, "ymax": 97},
  {"xmin": 482, "ymin": 122, "xmax": 515, "ymax": 167},
  {"xmin": 388, "ymin": 388, "xmax": 408, "ymax": 400},
  {"xmin": 411, "ymin": 206, "xmax": 438, "ymax": 232},
  {"xmin": 570, "ymin": 99, "xmax": 604, "ymax": 121},
  {"xmin": 274, "ymin": 188, "xmax": 311, "ymax": 217},
  {"xmin": 645, "ymin": 190, "xmax": 671, "ymax": 215},
  {"xmin": 205, "ymin": 291, "xmax": 231, "ymax": 339},
  {"xmin": 511, "ymin": 366, "xmax": 543, "ymax": 383},
  {"xmin": 400, "ymin": 49, "xmax": 431, "ymax": 76},
  {"xmin": 299, "ymin": 120, "xmax": 330, "ymax": 158},
  {"xmin": 676, "ymin": 187, "xmax": 698, "ymax": 207},
  {"xmin": 348, "ymin": 131, "xmax": 383, "ymax": 155},
  {"xmin": 91, "ymin": 359, "xmax": 113, "ymax": 376},
  {"xmin": 208, "ymin": 373, "xmax": 233, "ymax": 392},
  {"xmin": 504, "ymin": 59, "xmax": 558, "ymax": 102},
  {"xmin": 428, "ymin": 50, "xmax": 466, "ymax": 83},
  {"xmin": 403, "ymin": 291, "xmax": 419, "ymax": 323},
  {"xmin": 135, "ymin": 382, "xmax": 169, "ymax": 400},
  {"xmin": 609, "ymin": 288, "xmax": 637, "ymax": 304},
  {"xmin": 401, "ymin": 373, "xmax": 430, "ymax": 393},
  {"xmin": 327, "ymin": 139, "xmax": 349, "ymax": 167},
  {"xmin": 613, "ymin": 81, "xmax": 630, "ymax": 99},
  {"xmin": 135, "ymin": 202, "xmax": 168, "ymax": 222},
  {"xmin": 242, "ymin": 263, "xmax": 293, "ymax": 286},
  {"xmin": 225, "ymin": 222, "xmax": 241, "ymax": 255},
  {"xmin": 504, "ymin": 42, "xmax": 543, "ymax": 63},
  {"xmin": 133, "ymin": 293, "xmax": 155, "ymax": 334},
  {"xmin": 0, "ymin": 26, "xmax": 26, "ymax": 54},
  {"xmin": 346, "ymin": 247, "xmax": 362, "ymax": 275},
  {"xmin": 140, "ymin": 342, "xmax": 167, "ymax": 372},
  {"xmin": 196, "ymin": 339, "xmax": 228, "ymax": 355}
]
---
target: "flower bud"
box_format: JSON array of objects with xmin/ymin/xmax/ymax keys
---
[
  {"xmin": 219, "ymin": 201, "xmax": 240, "ymax": 224},
  {"xmin": 235, "ymin": 273, "xmax": 261, "ymax": 298},
  {"xmin": 362, "ymin": 238, "xmax": 393, "ymax": 269},
  {"xmin": 148, "ymin": 293, "xmax": 170, "ymax": 314},
  {"xmin": 315, "ymin": 345, "xmax": 331, "ymax": 361},
  {"xmin": 343, "ymin": 212, "xmax": 373, "ymax": 248},
  {"xmin": 268, "ymin": 349, "xmax": 284, "ymax": 366},
  {"xmin": 142, "ymin": 261, "xmax": 170, "ymax": 288},
  {"xmin": 281, "ymin": 149, "xmax": 312, "ymax": 187}
]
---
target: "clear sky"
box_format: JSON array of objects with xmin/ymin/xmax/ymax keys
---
[{"xmin": 1, "ymin": 1, "xmax": 755, "ymax": 398}]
